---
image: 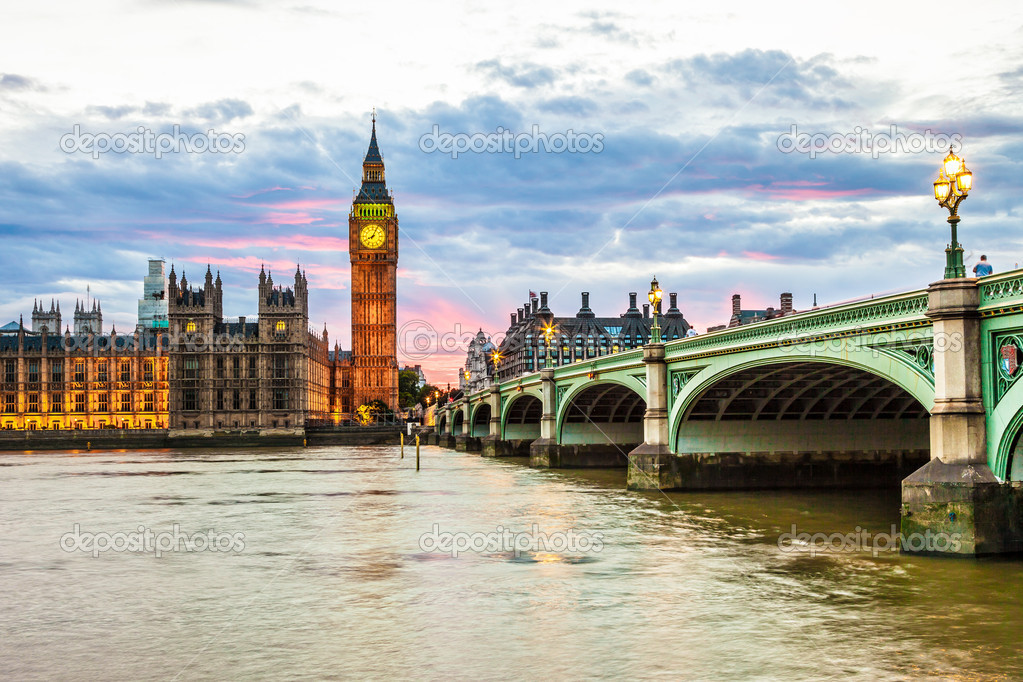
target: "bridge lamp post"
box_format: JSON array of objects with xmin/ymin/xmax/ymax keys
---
[
  {"xmin": 648, "ymin": 277, "xmax": 663, "ymax": 344},
  {"xmin": 542, "ymin": 323, "xmax": 557, "ymax": 369},
  {"xmin": 933, "ymin": 147, "xmax": 973, "ymax": 279}
]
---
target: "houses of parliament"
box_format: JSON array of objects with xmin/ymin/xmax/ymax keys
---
[{"xmin": 0, "ymin": 119, "xmax": 399, "ymax": 434}]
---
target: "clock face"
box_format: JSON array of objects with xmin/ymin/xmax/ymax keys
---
[{"xmin": 360, "ymin": 223, "xmax": 386, "ymax": 249}]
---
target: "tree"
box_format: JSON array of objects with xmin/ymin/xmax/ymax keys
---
[
  {"xmin": 416, "ymin": 383, "xmax": 442, "ymax": 408},
  {"xmin": 399, "ymin": 370, "xmax": 420, "ymax": 408}
]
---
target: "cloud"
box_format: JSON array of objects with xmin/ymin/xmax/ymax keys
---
[
  {"xmin": 0, "ymin": 73, "xmax": 41, "ymax": 91},
  {"xmin": 625, "ymin": 69, "xmax": 655, "ymax": 86},
  {"xmin": 475, "ymin": 59, "xmax": 559, "ymax": 88},
  {"xmin": 185, "ymin": 98, "xmax": 254, "ymax": 122}
]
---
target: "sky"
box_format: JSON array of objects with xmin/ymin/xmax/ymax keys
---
[{"xmin": 1, "ymin": 1, "xmax": 1022, "ymax": 384}]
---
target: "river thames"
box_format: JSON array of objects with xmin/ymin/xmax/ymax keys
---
[{"xmin": 2, "ymin": 445, "xmax": 1021, "ymax": 680}]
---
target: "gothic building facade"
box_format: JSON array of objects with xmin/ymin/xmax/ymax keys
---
[
  {"xmin": 0, "ymin": 118, "xmax": 402, "ymax": 433},
  {"xmin": 348, "ymin": 114, "xmax": 399, "ymax": 411}
]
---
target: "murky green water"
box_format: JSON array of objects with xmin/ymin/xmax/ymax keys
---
[{"xmin": 1, "ymin": 446, "xmax": 1021, "ymax": 680}]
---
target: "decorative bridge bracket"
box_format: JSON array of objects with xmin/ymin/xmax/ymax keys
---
[
  {"xmin": 866, "ymin": 341, "xmax": 935, "ymax": 385},
  {"xmin": 555, "ymin": 385, "xmax": 569, "ymax": 413},
  {"xmin": 669, "ymin": 368, "xmax": 705, "ymax": 410}
]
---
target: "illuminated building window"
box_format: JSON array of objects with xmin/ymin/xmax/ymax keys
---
[
  {"xmin": 98, "ymin": 394, "xmax": 108, "ymax": 412},
  {"xmin": 144, "ymin": 360, "xmax": 154, "ymax": 382},
  {"xmin": 97, "ymin": 361, "xmax": 108, "ymax": 383},
  {"xmin": 120, "ymin": 361, "xmax": 130, "ymax": 383},
  {"xmin": 275, "ymin": 320, "xmax": 287, "ymax": 337},
  {"xmin": 186, "ymin": 321, "xmax": 197, "ymax": 333},
  {"xmin": 3, "ymin": 394, "xmax": 14, "ymax": 413},
  {"xmin": 28, "ymin": 393, "xmax": 39, "ymax": 413},
  {"xmin": 74, "ymin": 394, "xmax": 85, "ymax": 413},
  {"xmin": 50, "ymin": 393, "xmax": 62, "ymax": 413},
  {"xmin": 74, "ymin": 362, "xmax": 85, "ymax": 383},
  {"xmin": 144, "ymin": 393, "xmax": 154, "ymax": 412},
  {"xmin": 119, "ymin": 393, "xmax": 131, "ymax": 413}
]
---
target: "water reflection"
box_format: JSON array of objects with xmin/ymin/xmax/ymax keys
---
[{"xmin": 0, "ymin": 445, "xmax": 1020, "ymax": 680}]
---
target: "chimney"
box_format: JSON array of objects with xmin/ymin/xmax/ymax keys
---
[
  {"xmin": 630, "ymin": 292, "xmax": 638, "ymax": 308},
  {"xmin": 643, "ymin": 304, "xmax": 650, "ymax": 318},
  {"xmin": 582, "ymin": 292, "xmax": 589, "ymax": 308},
  {"xmin": 731, "ymin": 294, "xmax": 741, "ymax": 317},
  {"xmin": 510, "ymin": 313, "xmax": 516, "ymax": 326},
  {"xmin": 517, "ymin": 308, "xmax": 524, "ymax": 322},
  {"xmin": 540, "ymin": 292, "xmax": 549, "ymax": 309},
  {"xmin": 238, "ymin": 316, "xmax": 246, "ymax": 327},
  {"xmin": 531, "ymin": 299, "xmax": 538, "ymax": 314},
  {"xmin": 780, "ymin": 292, "xmax": 793, "ymax": 315}
]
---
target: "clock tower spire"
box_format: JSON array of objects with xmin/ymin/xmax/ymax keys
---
[{"xmin": 349, "ymin": 112, "xmax": 399, "ymax": 411}]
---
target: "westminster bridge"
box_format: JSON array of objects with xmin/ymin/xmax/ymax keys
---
[{"xmin": 432, "ymin": 272, "xmax": 1023, "ymax": 556}]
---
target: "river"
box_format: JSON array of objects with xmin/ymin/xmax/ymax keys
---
[{"xmin": 1, "ymin": 445, "xmax": 1021, "ymax": 680}]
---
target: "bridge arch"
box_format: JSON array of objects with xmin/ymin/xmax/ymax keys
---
[
  {"xmin": 669, "ymin": 354, "xmax": 934, "ymax": 484},
  {"xmin": 557, "ymin": 380, "xmax": 646, "ymax": 446},
  {"xmin": 470, "ymin": 402, "xmax": 491, "ymax": 438},
  {"xmin": 502, "ymin": 392, "xmax": 542, "ymax": 442},
  {"xmin": 451, "ymin": 409, "xmax": 464, "ymax": 436},
  {"xmin": 987, "ymin": 378, "xmax": 1023, "ymax": 481},
  {"xmin": 437, "ymin": 412, "xmax": 448, "ymax": 436}
]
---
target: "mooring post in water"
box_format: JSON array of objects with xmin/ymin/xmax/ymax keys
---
[
  {"xmin": 86, "ymin": 441, "xmax": 91, "ymax": 451},
  {"xmin": 416, "ymin": 434, "xmax": 420, "ymax": 471},
  {"xmin": 400, "ymin": 432, "xmax": 404, "ymax": 459},
  {"xmin": 303, "ymin": 438, "xmax": 307, "ymax": 448}
]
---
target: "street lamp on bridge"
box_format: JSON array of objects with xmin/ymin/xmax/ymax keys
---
[
  {"xmin": 542, "ymin": 322, "xmax": 557, "ymax": 368},
  {"xmin": 648, "ymin": 277, "xmax": 663, "ymax": 344},
  {"xmin": 933, "ymin": 146, "xmax": 974, "ymax": 279}
]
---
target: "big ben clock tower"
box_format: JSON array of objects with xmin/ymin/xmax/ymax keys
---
[{"xmin": 349, "ymin": 112, "xmax": 399, "ymax": 411}]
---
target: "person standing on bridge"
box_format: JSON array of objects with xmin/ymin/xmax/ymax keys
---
[{"xmin": 973, "ymin": 255, "xmax": 993, "ymax": 277}]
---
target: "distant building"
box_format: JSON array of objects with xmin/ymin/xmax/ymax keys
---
[
  {"xmin": 402, "ymin": 364, "xmax": 427, "ymax": 389},
  {"xmin": 707, "ymin": 292, "xmax": 795, "ymax": 333},
  {"xmin": 31, "ymin": 300, "xmax": 61, "ymax": 334},
  {"xmin": 460, "ymin": 330, "xmax": 496, "ymax": 393},
  {"xmin": 73, "ymin": 299, "xmax": 102, "ymax": 335},
  {"xmin": 138, "ymin": 259, "xmax": 169, "ymax": 330},
  {"xmin": 493, "ymin": 290, "xmax": 690, "ymax": 383}
]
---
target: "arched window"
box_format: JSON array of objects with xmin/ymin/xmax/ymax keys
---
[
  {"xmin": 186, "ymin": 321, "xmax": 196, "ymax": 333},
  {"xmin": 276, "ymin": 320, "xmax": 287, "ymax": 336}
]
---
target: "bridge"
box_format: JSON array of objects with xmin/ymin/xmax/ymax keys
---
[{"xmin": 432, "ymin": 272, "xmax": 1023, "ymax": 556}]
